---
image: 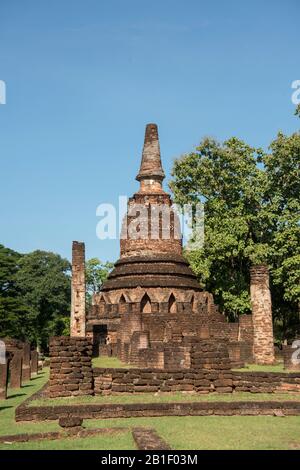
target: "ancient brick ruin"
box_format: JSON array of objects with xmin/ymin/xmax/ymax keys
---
[
  {"xmin": 71, "ymin": 123, "xmax": 264, "ymax": 369},
  {"xmin": 70, "ymin": 241, "xmax": 86, "ymax": 337},
  {"xmin": 0, "ymin": 362, "xmax": 8, "ymax": 400},
  {"xmin": 49, "ymin": 337, "xmax": 93, "ymax": 398},
  {"xmin": 250, "ymin": 265, "xmax": 275, "ymax": 364},
  {"xmin": 0, "ymin": 337, "xmax": 40, "ymax": 399}
]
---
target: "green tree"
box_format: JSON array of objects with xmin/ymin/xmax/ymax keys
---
[
  {"xmin": 170, "ymin": 124, "xmax": 300, "ymax": 340},
  {"xmin": 85, "ymin": 258, "xmax": 113, "ymax": 305},
  {"xmin": 15, "ymin": 250, "xmax": 71, "ymax": 349},
  {"xmin": 0, "ymin": 244, "xmax": 29, "ymax": 339},
  {"xmin": 263, "ymin": 131, "xmax": 300, "ymax": 340},
  {"xmin": 170, "ymin": 137, "xmax": 267, "ymax": 320}
]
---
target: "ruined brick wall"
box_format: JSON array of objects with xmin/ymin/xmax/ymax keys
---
[
  {"xmin": 238, "ymin": 315, "xmax": 254, "ymax": 342},
  {"xmin": 70, "ymin": 241, "xmax": 86, "ymax": 337},
  {"xmin": 87, "ymin": 294, "xmax": 255, "ymax": 369},
  {"xmin": 189, "ymin": 339, "xmax": 231, "ymax": 372},
  {"xmin": 250, "ymin": 265, "xmax": 275, "ymax": 364},
  {"xmin": 232, "ymin": 371, "xmax": 300, "ymax": 393},
  {"xmin": 0, "ymin": 338, "xmax": 31, "ymax": 387},
  {"xmin": 163, "ymin": 344, "xmax": 191, "ymax": 369},
  {"xmin": 93, "ymin": 367, "xmax": 233, "ymax": 394},
  {"xmin": 0, "ymin": 363, "xmax": 8, "ymax": 400},
  {"xmin": 49, "ymin": 337, "xmax": 93, "ymax": 398},
  {"xmin": 93, "ymin": 367, "xmax": 300, "ymax": 395}
]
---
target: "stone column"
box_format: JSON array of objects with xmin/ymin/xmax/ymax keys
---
[
  {"xmin": 31, "ymin": 350, "xmax": 39, "ymax": 376},
  {"xmin": 10, "ymin": 351, "xmax": 23, "ymax": 388},
  {"xmin": 22, "ymin": 342, "xmax": 31, "ymax": 382},
  {"xmin": 250, "ymin": 265, "xmax": 275, "ymax": 364},
  {"xmin": 0, "ymin": 362, "xmax": 8, "ymax": 399},
  {"xmin": 70, "ymin": 241, "xmax": 86, "ymax": 337}
]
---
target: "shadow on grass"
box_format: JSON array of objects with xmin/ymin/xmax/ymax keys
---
[
  {"xmin": 7, "ymin": 393, "xmax": 26, "ymax": 399},
  {"xmin": 0, "ymin": 406, "xmax": 13, "ymax": 411}
]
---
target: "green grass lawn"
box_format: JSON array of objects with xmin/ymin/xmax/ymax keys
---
[
  {"xmin": 1, "ymin": 365, "xmax": 300, "ymax": 450},
  {"xmin": 84, "ymin": 415, "xmax": 300, "ymax": 450},
  {"xmin": 30, "ymin": 391, "xmax": 300, "ymax": 407},
  {"xmin": 0, "ymin": 369, "xmax": 59, "ymax": 437},
  {"xmin": 92, "ymin": 356, "xmax": 133, "ymax": 368},
  {"xmin": 93, "ymin": 356, "xmax": 289, "ymax": 373},
  {"xmin": 234, "ymin": 362, "xmax": 286, "ymax": 373},
  {"xmin": 0, "ymin": 369, "xmax": 135, "ymax": 450},
  {"xmin": 0, "ymin": 432, "xmax": 135, "ymax": 450}
]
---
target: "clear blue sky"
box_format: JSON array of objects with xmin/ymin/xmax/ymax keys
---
[{"xmin": 0, "ymin": 0, "xmax": 299, "ymax": 263}]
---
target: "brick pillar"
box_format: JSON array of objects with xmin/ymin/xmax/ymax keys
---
[
  {"xmin": 10, "ymin": 351, "xmax": 23, "ymax": 388},
  {"xmin": 49, "ymin": 337, "xmax": 93, "ymax": 398},
  {"xmin": 31, "ymin": 350, "xmax": 39, "ymax": 376},
  {"xmin": 71, "ymin": 241, "xmax": 86, "ymax": 337},
  {"xmin": 250, "ymin": 265, "xmax": 275, "ymax": 364},
  {"xmin": 0, "ymin": 362, "xmax": 8, "ymax": 399},
  {"xmin": 22, "ymin": 342, "xmax": 31, "ymax": 382}
]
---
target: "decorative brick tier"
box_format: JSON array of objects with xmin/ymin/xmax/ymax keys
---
[{"xmin": 49, "ymin": 337, "xmax": 93, "ymax": 398}]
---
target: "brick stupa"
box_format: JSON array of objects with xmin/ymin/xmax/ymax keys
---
[{"xmin": 82, "ymin": 124, "xmax": 255, "ymax": 368}]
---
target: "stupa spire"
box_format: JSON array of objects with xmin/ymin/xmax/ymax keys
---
[{"xmin": 136, "ymin": 123, "xmax": 165, "ymax": 191}]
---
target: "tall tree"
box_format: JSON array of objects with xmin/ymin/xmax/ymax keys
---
[
  {"xmin": 263, "ymin": 131, "xmax": 300, "ymax": 340},
  {"xmin": 85, "ymin": 258, "xmax": 113, "ymax": 305},
  {"xmin": 0, "ymin": 244, "xmax": 29, "ymax": 339},
  {"xmin": 170, "ymin": 137, "xmax": 267, "ymax": 320},
  {"xmin": 15, "ymin": 250, "xmax": 71, "ymax": 349},
  {"xmin": 170, "ymin": 124, "xmax": 300, "ymax": 340}
]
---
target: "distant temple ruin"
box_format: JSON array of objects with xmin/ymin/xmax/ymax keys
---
[{"xmin": 71, "ymin": 123, "xmax": 275, "ymax": 367}]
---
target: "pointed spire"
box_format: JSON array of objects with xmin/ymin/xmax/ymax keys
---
[{"xmin": 136, "ymin": 123, "xmax": 165, "ymax": 183}]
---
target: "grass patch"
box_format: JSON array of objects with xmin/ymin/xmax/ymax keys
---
[
  {"xmin": 92, "ymin": 356, "xmax": 133, "ymax": 368},
  {"xmin": 83, "ymin": 415, "xmax": 300, "ymax": 450},
  {"xmin": 0, "ymin": 431, "xmax": 135, "ymax": 450},
  {"xmin": 234, "ymin": 363, "xmax": 286, "ymax": 373},
  {"xmin": 30, "ymin": 391, "xmax": 300, "ymax": 407},
  {"xmin": 92, "ymin": 357, "xmax": 291, "ymax": 373},
  {"xmin": 2, "ymin": 362, "xmax": 300, "ymax": 450},
  {"xmin": 0, "ymin": 369, "xmax": 59, "ymax": 437}
]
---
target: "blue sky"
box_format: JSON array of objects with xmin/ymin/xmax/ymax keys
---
[{"xmin": 0, "ymin": 0, "xmax": 299, "ymax": 263}]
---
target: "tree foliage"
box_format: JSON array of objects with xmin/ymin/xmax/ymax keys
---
[
  {"xmin": 0, "ymin": 245, "xmax": 114, "ymax": 349},
  {"xmin": 263, "ymin": 131, "xmax": 300, "ymax": 339},
  {"xmin": 0, "ymin": 246, "xmax": 71, "ymax": 349},
  {"xmin": 170, "ymin": 128, "xmax": 300, "ymax": 338},
  {"xmin": 0, "ymin": 245, "xmax": 29, "ymax": 338},
  {"xmin": 85, "ymin": 258, "xmax": 113, "ymax": 306}
]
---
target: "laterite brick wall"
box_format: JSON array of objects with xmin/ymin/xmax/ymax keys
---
[{"xmin": 49, "ymin": 337, "xmax": 93, "ymax": 398}]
